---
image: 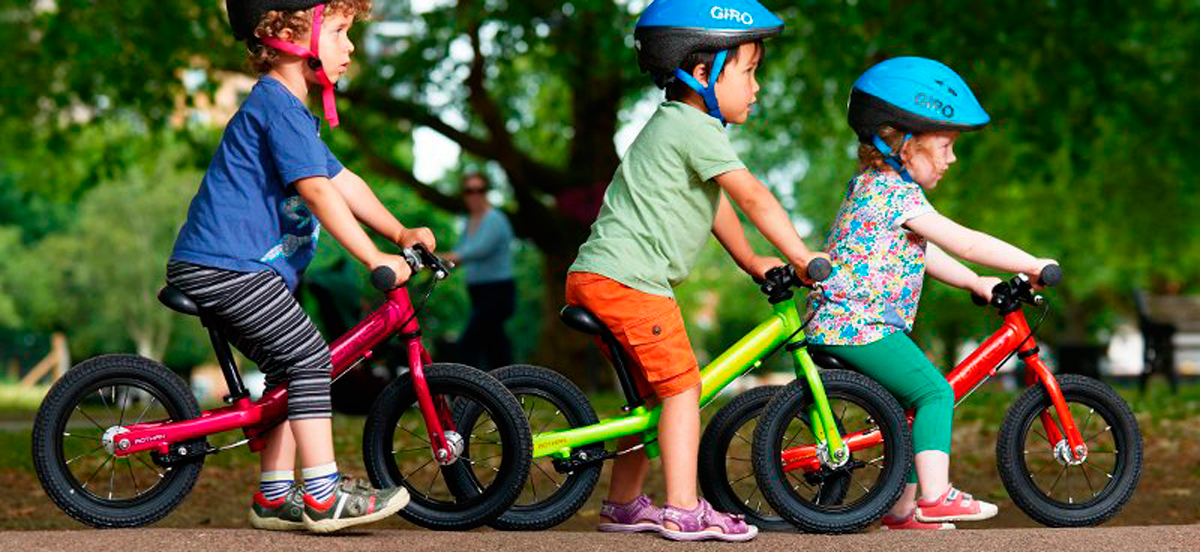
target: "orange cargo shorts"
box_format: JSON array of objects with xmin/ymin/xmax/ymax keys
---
[{"xmin": 565, "ymin": 272, "xmax": 700, "ymax": 398}]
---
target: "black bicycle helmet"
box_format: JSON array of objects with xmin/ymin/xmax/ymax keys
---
[{"xmin": 227, "ymin": 0, "xmax": 326, "ymax": 42}]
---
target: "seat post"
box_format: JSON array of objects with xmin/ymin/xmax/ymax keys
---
[
  {"xmin": 204, "ymin": 318, "xmax": 248, "ymax": 402},
  {"xmin": 605, "ymin": 338, "xmax": 645, "ymax": 411}
]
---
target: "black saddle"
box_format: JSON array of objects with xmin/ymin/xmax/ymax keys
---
[
  {"xmin": 559, "ymin": 305, "xmax": 611, "ymax": 337},
  {"xmin": 158, "ymin": 285, "xmax": 200, "ymax": 316}
]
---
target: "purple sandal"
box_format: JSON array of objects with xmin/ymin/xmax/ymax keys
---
[
  {"xmin": 598, "ymin": 494, "xmax": 664, "ymax": 534},
  {"xmin": 660, "ymin": 498, "xmax": 758, "ymax": 542}
]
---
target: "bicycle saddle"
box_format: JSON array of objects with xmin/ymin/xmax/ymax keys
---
[
  {"xmin": 158, "ymin": 285, "xmax": 200, "ymax": 316},
  {"xmin": 559, "ymin": 306, "xmax": 610, "ymax": 337},
  {"xmin": 809, "ymin": 349, "xmax": 852, "ymax": 371}
]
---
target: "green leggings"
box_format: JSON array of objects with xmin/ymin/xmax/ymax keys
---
[{"xmin": 812, "ymin": 332, "xmax": 954, "ymax": 483}]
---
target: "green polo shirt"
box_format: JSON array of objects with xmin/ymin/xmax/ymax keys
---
[{"xmin": 570, "ymin": 101, "xmax": 745, "ymax": 297}]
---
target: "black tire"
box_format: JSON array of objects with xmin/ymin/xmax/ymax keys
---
[
  {"xmin": 996, "ymin": 374, "xmax": 1142, "ymax": 527},
  {"xmin": 362, "ymin": 363, "xmax": 532, "ymax": 530},
  {"xmin": 31, "ymin": 354, "xmax": 204, "ymax": 528},
  {"xmin": 752, "ymin": 369, "xmax": 911, "ymax": 533},
  {"xmin": 448, "ymin": 364, "xmax": 602, "ymax": 530}
]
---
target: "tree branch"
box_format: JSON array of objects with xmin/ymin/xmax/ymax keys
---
[{"xmin": 342, "ymin": 123, "xmax": 464, "ymax": 213}]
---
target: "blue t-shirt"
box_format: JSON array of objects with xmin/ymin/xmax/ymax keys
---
[{"xmin": 170, "ymin": 76, "xmax": 344, "ymax": 290}]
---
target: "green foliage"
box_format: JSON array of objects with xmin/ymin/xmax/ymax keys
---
[
  {"xmin": 6, "ymin": 132, "xmax": 210, "ymax": 363},
  {"xmin": 2, "ymin": 0, "xmax": 1198, "ymax": 369}
]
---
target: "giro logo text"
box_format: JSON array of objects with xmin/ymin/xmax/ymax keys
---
[{"xmin": 711, "ymin": 7, "xmax": 754, "ymax": 25}]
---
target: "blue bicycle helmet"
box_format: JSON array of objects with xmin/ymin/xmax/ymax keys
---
[
  {"xmin": 847, "ymin": 57, "xmax": 990, "ymax": 180},
  {"xmin": 848, "ymin": 57, "xmax": 990, "ymax": 143},
  {"xmin": 634, "ymin": 0, "xmax": 784, "ymax": 123}
]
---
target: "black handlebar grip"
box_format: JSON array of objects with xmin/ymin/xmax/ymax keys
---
[
  {"xmin": 807, "ymin": 258, "xmax": 833, "ymax": 282},
  {"xmin": 370, "ymin": 266, "xmax": 397, "ymax": 292},
  {"xmin": 1038, "ymin": 264, "xmax": 1063, "ymax": 287},
  {"xmin": 971, "ymin": 294, "xmax": 989, "ymax": 307}
]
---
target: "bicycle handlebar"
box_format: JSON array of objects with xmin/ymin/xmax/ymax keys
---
[
  {"xmin": 369, "ymin": 244, "xmax": 450, "ymax": 291},
  {"xmin": 971, "ymin": 263, "xmax": 1063, "ymax": 309}
]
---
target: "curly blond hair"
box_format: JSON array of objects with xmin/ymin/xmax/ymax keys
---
[
  {"xmin": 856, "ymin": 125, "xmax": 941, "ymax": 172},
  {"xmin": 247, "ymin": 0, "xmax": 372, "ymax": 74}
]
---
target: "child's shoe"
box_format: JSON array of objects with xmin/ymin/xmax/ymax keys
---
[
  {"xmin": 915, "ymin": 485, "xmax": 998, "ymax": 523},
  {"xmin": 597, "ymin": 494, "xmax": 663, "ymax": 533},
  {"xmin": 660, "ymin": 498, "xmax": 758, "ymax": 542},
  {"xmin": 302, "ymin": 477, "xmax": 409, "ymax": 533},
  {"xmin": 248, "ymin": 485, "xmax": 306, "ymax": 531},
  {"xmin": 881, "ymin": 510, "xmax": 955, "ymax": 530}
]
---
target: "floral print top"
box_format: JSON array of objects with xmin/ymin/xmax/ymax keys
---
[{"xmin": 807, "ymin": 169, "xmax": 936, "ymax": 346}]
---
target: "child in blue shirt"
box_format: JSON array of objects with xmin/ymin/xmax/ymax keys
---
[{"xmin": 168, "ymin": 0, "xmax": 429, "ymax": 532}]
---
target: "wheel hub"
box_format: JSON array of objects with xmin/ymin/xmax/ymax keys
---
[
  {"xmin": 1053, "ymin": 439, "xmax": 1087, "ymax": 466},
  {"xmin": 436, "ymin": 430, "xmax": 465, "ymax": 466},
  {"xmin": 101, "ymin": 426, "xmax": 130, "ymax": 455}
]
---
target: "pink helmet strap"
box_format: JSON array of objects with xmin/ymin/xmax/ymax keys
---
[{"xmin": 260, "ymin": 3, "xmax": 339, "ymax": 128}]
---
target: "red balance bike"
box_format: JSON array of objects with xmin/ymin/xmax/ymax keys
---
[
  {"xmin": 752, "ymin": 265, "xmax": 1142, "ymax": 528},
  {"xmin": 32, "ymin": 246, "xmax": 531, "ymax": 529}
]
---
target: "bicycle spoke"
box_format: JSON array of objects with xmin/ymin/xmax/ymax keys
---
[
  {"xmin": 532, "ymin": 461, "xmax": 562, "ymax": 489},
  {"xmin": 126, "ymin": 458, "xmax": 141, "ymax": 496},
  {"xmin": 108, "ymin": 456, "xmax": 118, "ymax": 499},
  {"xmin": 1077, "ymin": 462, "xmax": 1097, "ymax": 497},
  {"xmin": 392, "ymin": 446, "xmax": 429, "ymax": 455},
  {"xmin": 74, "ymin": 405, "xmax": 106, "ymax": 432},
  {"xmin": 397, "ymin": 423, "xmax": 431, "ymax": 445},
  {"xmin": 728, "ymin": 456, "xmax": 751, "ymax": 463},
  {"xmin": 734, "ymin": 430, "xmax": 753, "ymax": 446},
  {"xmin": 535, "ymin": 410, "xmax": 562, "ymax": 434},
  {"xmin": 729, "ymin": 471, "xmax": 755, "ymax": 485},
  {"xmin": 425, "ymin": 463, "xmax": 441, "ymax": 498},
  {"xmin": 65, "ymin": 445, "xmax": 106, "ymax": 465},
  {"xmin": 528, "ymin": 467, "xmax": 539, "ymax": 502},
  {"xmin": 132, "ymin": 396, "xmax": 160, "ymax": 425},
  {"xmin": 1084, "ymin": 425, "xmax": 1112, "ymax": 445},
  {"xmin": 133, "ymin": 453, "xmax": 166, "ymax": 479},
  {"xmin": 81, "ymin": 453, "xmax": 115, "ymax": 490},
  {"xmin": 1046, "ymin": 464, "xmax": 1068, "ymax": 496},
  {"xmin": 97, "ymin": 386, "xmax": 111, "ymax": 413},
  {"xmin": 63, "ymin": 432, "xmax": 101, "ymax": 442},
  {"xmin": 1080, "ymin": 460, "xmax": 1114, "ymax": 479},
  {"xmin": 404, "ymin": 456, "xmax": 436, "ymax": 485},
  {"xmin": 1079, "ymin": 407, "xmax": 1096, "ymax": 437},
  {"xmin": 117, "ymin": 387, "xmax": 129, "ymax": 427}
]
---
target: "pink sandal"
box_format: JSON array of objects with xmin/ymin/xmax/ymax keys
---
[
  {"xmin": 660, "ymin": 498, "xmax": 758, "ymax": 542},
  {"xmin": 598, "ymin": 494, "xmax": 663, "ymax": 534}
]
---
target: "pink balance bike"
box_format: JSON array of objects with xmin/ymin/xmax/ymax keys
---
[{"xmin": 31, "ymin": 246, "xmax": 531, "ymax": 529}]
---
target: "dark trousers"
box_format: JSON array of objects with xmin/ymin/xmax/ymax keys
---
[{"xmin": 458, "ymin": 279, "xmax": 516, "ymax": 370}]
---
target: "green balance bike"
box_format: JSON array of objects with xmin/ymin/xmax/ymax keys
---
[{"xmin": 448, "ymin": 260, "xmax": 914, "ymax": 533}]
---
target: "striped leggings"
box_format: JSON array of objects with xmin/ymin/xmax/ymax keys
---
[{"xmin": 167, "ymin": 261, "xmax": 333, "ymax": 420}]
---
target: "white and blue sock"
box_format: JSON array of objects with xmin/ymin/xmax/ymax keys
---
[
  {"xmin": 302, "ymin": 462, "xmax": 340, "ymax": 503},
  {"xmin": 259, "ymin": 470, "xmax": 294, "ymax": 502}
]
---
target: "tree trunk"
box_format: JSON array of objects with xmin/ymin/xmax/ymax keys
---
[{"xmin": 527, "ymin": 243, "xmax": 613, "ymax": 391}]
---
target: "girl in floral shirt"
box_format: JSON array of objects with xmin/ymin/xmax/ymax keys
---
[{"xmin": 808, "ymin": 57, "xmax": 1056, "ymax": 530}]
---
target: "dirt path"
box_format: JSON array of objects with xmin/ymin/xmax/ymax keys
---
[{"xmin": 3, "ymin": 525, "xmax": 1199, "ymax": 552}]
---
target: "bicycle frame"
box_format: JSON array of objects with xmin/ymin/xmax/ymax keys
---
[
  {"xmin": 780, "ymin": 306, "xmax": 1088, "ymax": 473},
  {"xmin": 108, "ymin": 286, "xmax": 456, "ymax": 461},
  {"xmin": 532, "ymin": 297, "xmax": 846, "ymax": 463}
]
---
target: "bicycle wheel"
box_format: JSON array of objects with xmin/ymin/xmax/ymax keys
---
[
  {"xmin": 996, "ymin": 374, "xmax": 1142, "ymax": 526},
  {"xmin": 448, "ymin": 364, "xmax": 602, "ymax": 530},
  {"xmin": 752, "ymin": 369, "xmax": 911, "ymax": 533},
  {"xmin": 361, "ymin": 363, "xmax": 531, "ymax": 530},
  {"xmin": 31, "ymin": 354, "xmax": 204, "ymax": 528}
]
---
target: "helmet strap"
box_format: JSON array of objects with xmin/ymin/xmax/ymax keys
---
[
  {"xmin": 260, "ymin": 3, "xmax": 339, "ymax": 128},
  {"xmin": 872, "ymin": 133, "xmax": 915, "ymax": 183},
  {"xmin": 673, "ymin": 49, "xmax": 728, "ymax": 125}
]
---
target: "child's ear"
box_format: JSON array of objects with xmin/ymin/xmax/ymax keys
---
[{"xmin": 690, "ymin": 63, "xmax": 710, "ymax": 88}]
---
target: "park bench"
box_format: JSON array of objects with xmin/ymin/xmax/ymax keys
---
[{"xmin": 1133, "ymin": 289, "xmax": 1200, "ymax": 393}]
